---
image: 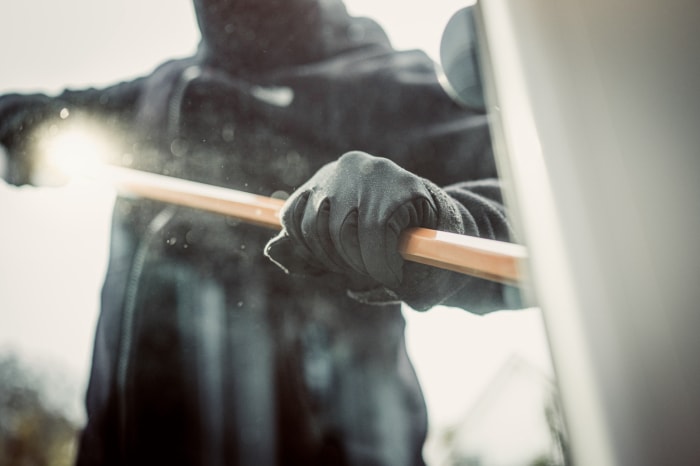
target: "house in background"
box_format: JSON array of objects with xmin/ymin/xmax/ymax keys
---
[{"xmin": 430, "ymin": 355, "xmax": 567, "ymax": 466}]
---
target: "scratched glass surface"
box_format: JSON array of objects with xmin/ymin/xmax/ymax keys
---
[{"xmin": 0, "ymin": 1, "xmax": 564, "ymax": 464}]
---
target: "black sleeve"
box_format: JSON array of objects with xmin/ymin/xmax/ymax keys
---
[
  {"xmin": 386, "ymin": 177, "xmax": 523, "ymax": 314},
  {"xmin": 0, "ymin": 77, "xmax": 145, "ymax": 185},
  {"xmin": 438, "ymin": 179, "xmax": 523, "ymax": 313},
  {"xmin": 278, "ymin": 48, "xmax": 521, "ymax": 313}
]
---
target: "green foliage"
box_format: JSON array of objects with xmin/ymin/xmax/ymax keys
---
[{"xmin": 0, "ymin": 353, "xmax": 79, "ymax": 466}]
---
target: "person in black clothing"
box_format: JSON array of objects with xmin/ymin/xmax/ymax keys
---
[{"xmin": 0, "ymin": 0, "xmax": 520, "ymax": 464}]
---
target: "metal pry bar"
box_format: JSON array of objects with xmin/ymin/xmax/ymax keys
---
[{"xmin": 102, "ymin": 165, "xmax": 526, "ymax": 285}]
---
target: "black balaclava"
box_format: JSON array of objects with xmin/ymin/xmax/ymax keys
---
[{"xmin": 192, "ymin": 0, "xmax": 390, "ymax": 76}]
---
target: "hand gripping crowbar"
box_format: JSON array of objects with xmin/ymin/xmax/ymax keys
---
[{"xmin": 102, "ymin": 165, "xmax": 526, "ymax": 285}]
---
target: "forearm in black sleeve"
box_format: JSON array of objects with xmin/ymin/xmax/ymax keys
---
[
  {"xmin": 0, "ymin": 77, "xmax": 145, "ymax": 185},
  {"xmin": 394, "ymin": 178, "xmax": 523, "ymax": 314},
  {"xmin": 442, "ymin": 179, "xmax": 522, "ymax": 313}
]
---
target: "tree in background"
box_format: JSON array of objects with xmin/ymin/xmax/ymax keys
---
[{"xmin": 0, "ymin": 353, "xmax": 79, "ymax": 466}]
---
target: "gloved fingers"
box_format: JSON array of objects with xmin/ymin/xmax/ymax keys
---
[
  {"xmin": 273, "ymin": 153, "xmax": 449, "ymax": 288},
  {"xmin": 277, "ymin": 190, "xmax": 320, "ymax": 266},
  {"xmin": 357, "ymin": 211, "xmax": 404, "ymax": 289},
  {"xmin": 356, "ymin": 196, "xmax": 439, "ymax": 289},
  {"xmin": 279, "ymin": 189, "xmax": 306, "ymax": 239},
  {"xmin": 330, "ymin": 207, "xmax": 369, "ymax": 276},
  {"xmin": 264, "ymin": 232, "xmax": 327, "ymax": 276},
  {"xmin": 299, "ymin": 196, "xmax": 347, "ymax": 274},
  {"xmin": 279, "ymin": 188, "xmax": 352, "ymax": 275}
]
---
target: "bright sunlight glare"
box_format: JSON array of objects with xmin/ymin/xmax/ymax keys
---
[{"xmin": 34, "ymin": 122, "xmax": 117, "ymax": 186}]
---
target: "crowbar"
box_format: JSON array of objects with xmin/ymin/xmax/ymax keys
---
[{"xmin": 102, "ymin": 165, "xmax": 526, "ymax": 285}]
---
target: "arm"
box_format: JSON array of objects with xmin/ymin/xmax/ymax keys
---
[
  {"xmin": 0, "ymin": 77, "xmax": 145, "ymax": 185},
  {"xmin": 265, "ymin": 151, "xmax": 522, "ymax": 314},
  {"xmin": 412, "ymin": 179, "xmax": 523, "ymax": 313}
]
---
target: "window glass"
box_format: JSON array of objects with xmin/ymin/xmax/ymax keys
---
[{"xmin": 0, "ymin": 1, "xmax": 565, "ymax": 464}]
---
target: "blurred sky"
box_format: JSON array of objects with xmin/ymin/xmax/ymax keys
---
[{"xmin": 0, "ymin": 0, "xmax": 553, "ymax": 437}]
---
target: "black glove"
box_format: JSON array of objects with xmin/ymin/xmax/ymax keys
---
[
  {"xmin": 0, "ymin": 93, "xmax": 61, "ymax": 185},
  {"xmin": 264, "ymin": 151, "xmax": 468, "ymax": 309},
  {"xmin": 0, "ymin": 93, "xmax": 58, "ymax": 145}
]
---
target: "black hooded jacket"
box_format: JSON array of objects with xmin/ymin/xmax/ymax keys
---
[{"xmin": 0, "ymin": 1, "xmax": 520, "ymax": 464}]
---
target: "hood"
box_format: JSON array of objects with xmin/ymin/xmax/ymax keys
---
[{"xmin": 192, "ymin": 0, "xmax": 391, "ymax": 76}]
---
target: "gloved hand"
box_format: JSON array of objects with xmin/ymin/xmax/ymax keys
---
[
  {"xmin": 0, "ymin": 93, "xmax": 56, "ymax": 145},
  {"xmin": 0, "ymin": 93, "xmax": 59, "ymax": 185},
  {"xmin": 265, "ymin": 151, "xmax": 468, "ymax": 308}
]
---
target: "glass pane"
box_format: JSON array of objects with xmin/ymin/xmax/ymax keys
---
[{"xmin": 0, "ymin": 1, "xmax": 564, "ymax": 465}]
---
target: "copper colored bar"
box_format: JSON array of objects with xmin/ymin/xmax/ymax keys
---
[{"xmin": 102, "ymin": 165, "xmax": 525, "ymax": 284}]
